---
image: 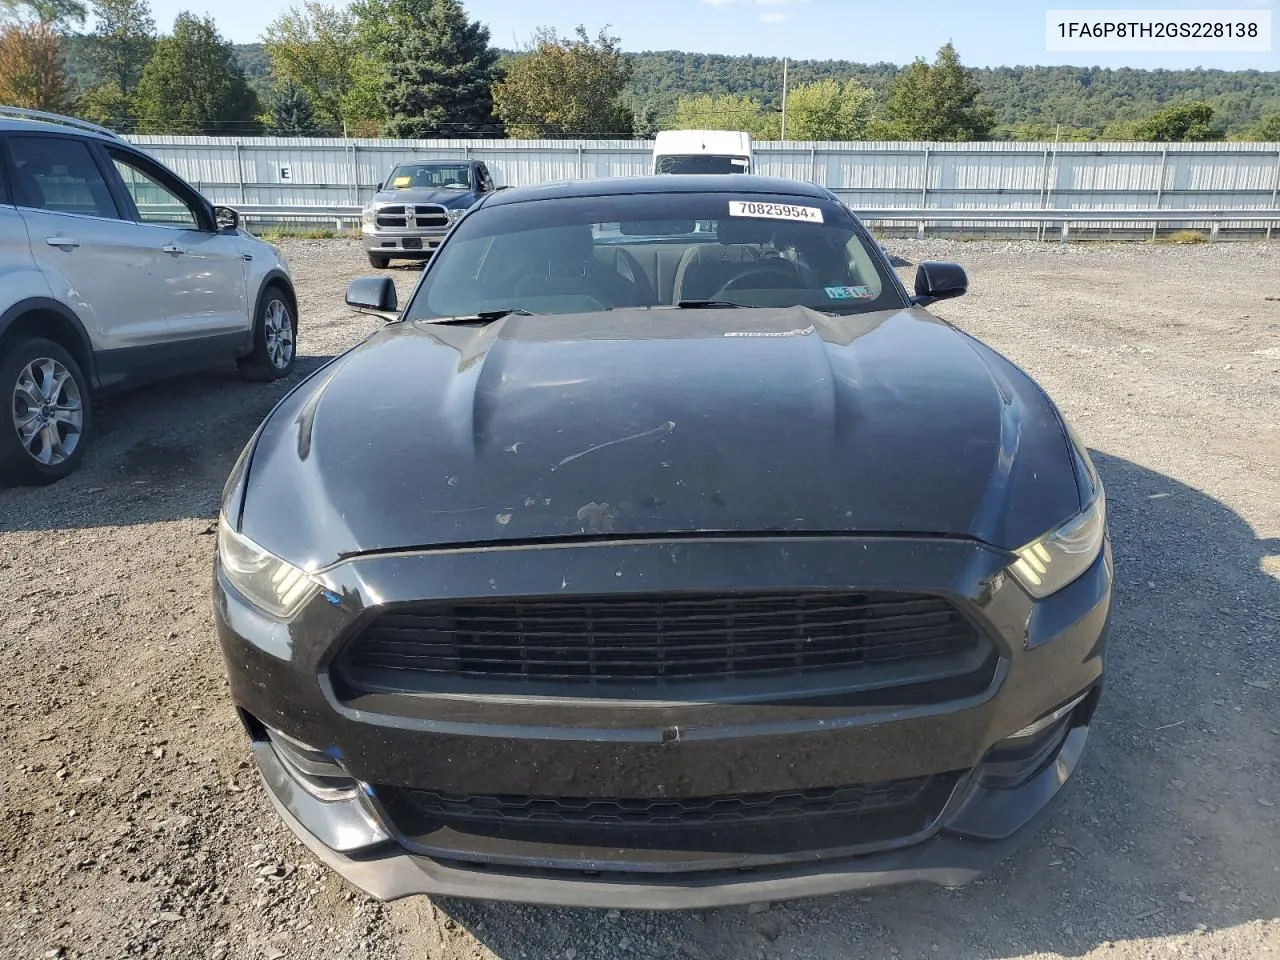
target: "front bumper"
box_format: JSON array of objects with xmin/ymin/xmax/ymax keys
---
[
  {"xmin": 362, "ymin": 227, "xmax": 447, "ymax": 257},
  {"xmin": 215, "ymin": 535, "xmax": 1112, "ymax": 908}
]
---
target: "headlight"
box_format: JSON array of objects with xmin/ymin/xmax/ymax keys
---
[
  {"xmin": 361, "ymin": 205, "xmax": 375, "ymax": 226},
  {"xmin": 1008, "ymin": 491, "xmax": 1107, "ymax": 598},
  {"xmin": 446, "ymin": 208, "xmax": 465, "ymax": 225},
  {"xmin": 217, "ymin": 514, "xmax": 319, "ymax": 618}
]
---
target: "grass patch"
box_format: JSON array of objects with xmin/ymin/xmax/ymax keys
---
[
  {"xmin": 254, "ymin": 226, "xmax": 360, "ymax": 241},
  {"xmin": 1155, "ymin": 229, "xmax": 1210, "ymax": 245}
]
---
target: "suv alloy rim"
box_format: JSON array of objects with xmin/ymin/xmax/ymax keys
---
[
  {"xmin": 264, "ymin": 300, "xmax": 295, "ymax": 369},
  {"xmin": 11, "ymin": 358, "xmax": 83, "ymax": 465}
]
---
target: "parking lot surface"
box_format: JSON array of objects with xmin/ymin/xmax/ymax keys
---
[{"xmin": 1, "ymin": 237, "xmax": 1277, "ymax": 960}]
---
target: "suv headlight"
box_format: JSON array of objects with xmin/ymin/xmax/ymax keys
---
[
  {"xmin": 1008, "ymin": 490, "xmax": 1107, "ymax": 598},
  {"xmin": 446, "ymin": 208, "xmax": 465, "ymax": 225},
  {"xmin": 361, "ymin": 205, "xmax": 375, "ymax": 226},
  {"xmin": 217, "ymin": 514, "xmax": 319, "ymax": 618}
]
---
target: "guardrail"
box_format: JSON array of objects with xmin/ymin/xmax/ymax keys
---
[
  {"xmin": 233, "ymin": 204, "xmax": 1280, "ymax": 240},
  {"xmin": 855, "ymin": 207, "xmax": 1280, "ymax": 240}
]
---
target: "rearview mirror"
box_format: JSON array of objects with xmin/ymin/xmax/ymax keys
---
[
  {"xmin": 619, "ymin": 220, "xmax": 696, "ymax": 236},
  {"xmin": 912, "ymin": 261, "xmax": 968, "ymax": 306},
  {"xmin": 213, "ymin": 205, "xmax": 240, "ymax": 232},
  {"xmin": 346, "ymin": 276, "xmax": 399, "ymax": 320}
]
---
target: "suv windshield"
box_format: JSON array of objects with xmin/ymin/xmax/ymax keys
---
[
  {"xmin": 406, "ymin": 193, "xmax": 903, "ymax": 321},
  {"xmin": 656, "ymin": 155, "xmax": 751, "ymax": 175},
  {"xmin": 385, "ymin": 163, "xmax": 472, "ymax": 190}
]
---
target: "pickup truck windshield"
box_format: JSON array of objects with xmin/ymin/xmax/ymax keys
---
[
  {"xmin": 406, "ymin": 193, "xmax": 905, "ymax": 321},
  {"xmin": 655, "ymin": 155, "xmax": 751, "ymax": 175},
  {"xmin": 385, "ymin": 163, "xmax": 472, "ymax": 189}
]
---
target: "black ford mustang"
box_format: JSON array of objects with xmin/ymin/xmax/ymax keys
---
[{"xmin": 214, "ymin": 175, "xmax": 1112, "ymax": 909}]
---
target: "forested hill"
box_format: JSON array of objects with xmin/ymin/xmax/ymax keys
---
[
  {"xmin": 228, "ymin": 45, "xmax": 1280, "ymax": 136},
  {"xmin": 622, "ymin": 52, "xmax": 1280, "ymax": 135}
]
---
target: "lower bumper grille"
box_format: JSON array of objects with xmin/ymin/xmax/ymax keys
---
[
  {"xmin": 337, "ymin": 590, "xmax": 985, "ymax": 690},
  {"xmin": 373, "ymin": 773, "xmax": 964, "ymax": 869},
  {"xmin": 399, "ymin": 777, "xmax": 934, "ymax": 828}
]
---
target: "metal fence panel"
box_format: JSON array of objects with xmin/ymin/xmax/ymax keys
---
[{"xmin": 127, "ymin": 136, "xmax": 1280, "ymax": 237}]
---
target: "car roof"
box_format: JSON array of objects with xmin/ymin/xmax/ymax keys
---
[
  {"xmin": 0, "ymin": 116, "xmax": 118, "ymax": 141},
  {"xmin": 487, "ymin": 175, "xmax": 830, "ymax": 206}
]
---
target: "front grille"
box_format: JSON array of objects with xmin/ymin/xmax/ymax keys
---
[
  {"xmin": 395, "ymin": 776, "xmax": 934, "ymax": 828},
  {"xmin": 375, "ymin": 205, "xmax": 406, "ymax": 228},
  {"xmin": 336, "ymin": 590, "xmax": 983, "ymax": 687},
  {"xmin": 412, "ymin": 204, "xmax": 448, "ymax": 226},
  {"xmin": 374, "ymin": 203, "xmax": 448, "ymax": 229}
]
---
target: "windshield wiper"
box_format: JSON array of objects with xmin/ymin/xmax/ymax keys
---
[
  {"xmin": 423, "ymin": 308, "xmax": 537, "ymax": 325},
  {"xmin": 676, "ymin": 299, "xmax": 747, "ymax": 309}
]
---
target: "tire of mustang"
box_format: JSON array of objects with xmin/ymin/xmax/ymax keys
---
[{"xmin": 213, "ymin": 175, "xmax": 1112, "ymax": 911}]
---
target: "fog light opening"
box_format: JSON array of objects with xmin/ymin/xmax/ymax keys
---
[
  {"xmin": 261, "ymin": 722, "xmax": 360, "ymax": 802},
  {"xmin": 979, "ymin": 689, "xmax": 1096, "ymax": 789},
  {"xmin": 1007, "ymin": 691, "xmax": 1091, "ymax": 741}
]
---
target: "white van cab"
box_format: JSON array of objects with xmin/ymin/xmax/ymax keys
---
[{"xmin": 652, "ymin": 130, "xmax": 753, "ymax": 175}]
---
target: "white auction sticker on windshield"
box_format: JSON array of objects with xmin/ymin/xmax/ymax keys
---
[{"xmin": 728, "ymin": 200, "xmax": 824, "ymax": 223}]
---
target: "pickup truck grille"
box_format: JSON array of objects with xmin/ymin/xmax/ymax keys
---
[{"xmin": 374, "ymin": 204, "xmax": 448, "ymax": 229}]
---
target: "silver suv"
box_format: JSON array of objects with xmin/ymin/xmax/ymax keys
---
[{"xmin": 0, "ymin": 109, "xmax": 299, "ymax": 486}]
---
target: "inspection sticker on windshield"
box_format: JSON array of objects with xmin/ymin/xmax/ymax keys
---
[
  {"xmin": 728, "ymin": 200, "xmax": 823, "ymax": 223},
  {"xmin": 392, "ymin": 175, "xmax": 412, "ymax": 187},
  {"xmin": 825, "ymin": 285, "xmax": 874, "ymax": 300}
]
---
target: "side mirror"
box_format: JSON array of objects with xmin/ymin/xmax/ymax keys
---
[
  {"xmin": 375, "ymin": 182, "xmax": 383, "ymax": 191},
  {"xmin": 345, "ymin": 276, "xmax": 399, "ymax": 321},
  {"xmin": 213, "ymin": 205, "xmax": 240, "ymax": 232},
  {"xmin": 912, "ymin": 261, "xmax": 968, "ymax": 306}
]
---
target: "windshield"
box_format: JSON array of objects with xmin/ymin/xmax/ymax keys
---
[
  {"xmin": 404, "ymin": 193, "xmax": 904, "ymax": 321},
  {"xmin": 655, "ymin": 155, "xmax": 751, "ymax": 175},
  {"xmin": 384, "ymin": 163, "xmax": 472, "ymax": 190}
]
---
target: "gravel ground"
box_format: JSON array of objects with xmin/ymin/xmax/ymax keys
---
[{"xmin": 1, "ymin": 236, "xmax": 1278, "ymax": 960}]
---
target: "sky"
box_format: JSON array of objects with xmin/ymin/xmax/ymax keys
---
[{"xmin": 154, "ymin": 0, "xmax": 1278, "ymax": 70}]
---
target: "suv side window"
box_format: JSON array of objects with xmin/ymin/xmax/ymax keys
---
[
  {"xmin": 0, "ymin": 139, "xmax": 9, "ymax": 205},
  {"xmin": 7, "ymin": 136, "xmax": 120, "ymax": 219},
  {"xmin": 109, "ymin": 151, "xmax": 202, "ymax": 229}
]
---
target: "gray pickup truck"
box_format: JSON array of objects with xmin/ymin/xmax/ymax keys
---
[{"xmin": 361, "ymin": 159, "xmax": 496, "ymax": 268}]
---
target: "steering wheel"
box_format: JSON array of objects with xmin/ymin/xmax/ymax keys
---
[{"xmin": 713, "ymin": 265, "xmax": 804, "ymax": 297}]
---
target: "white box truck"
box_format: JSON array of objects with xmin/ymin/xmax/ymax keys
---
[{"xmin": 652, "ymin": 130, "xmax": 753, "ymax": 175}]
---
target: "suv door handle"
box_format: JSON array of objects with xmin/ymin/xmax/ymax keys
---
[
  {"xmin": 161, "ymin": 243, "xmax": 185, "ymax": 255},
  {"xmin": 45, "ymin": 236, "xmax": 79, "ymax": 248}
]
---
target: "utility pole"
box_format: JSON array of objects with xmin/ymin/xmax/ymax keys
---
[{"xmin": 780, "ymin": 57, "xmax": 789, "ymax": 141}]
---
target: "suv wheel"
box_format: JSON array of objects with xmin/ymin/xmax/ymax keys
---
[
  {"xmin": 368, "ymin": 253, "xmax": 390, "ymax": 269},
  {"xmin": 238, "ymin": 287, "xmax": 297, "ymax": 382},
  {"xmin": 0, "ymin": 337, "xmax": 92, "ymax": 487}
]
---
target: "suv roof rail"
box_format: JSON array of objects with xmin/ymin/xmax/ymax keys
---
[{"xmin": 0, "ymin": 106, "xmax": 125, "ymax": 141}]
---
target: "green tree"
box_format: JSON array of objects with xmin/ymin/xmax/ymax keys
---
[
  {"xmin": 1234, "ymin": 112, "xmax": 1280, "ymax": 142},
  {"xmin": 784, "ymin": 79, "xmax": 874, "ymax": 140},
  {"xmin": 1, "ymin": 0, "xmax": 85, "ymax": 29},
  {"xmin": 264, "ymin": 1, "xmax": 361, "ymax": 133},
  {"xmin": 133, "ymin": 13, "xmax": 260, "ymax": 134},
  {"xmin": 0, "ymin": 20, "xmax": 73, "ymax": 109},
  {"xmin": 1125, "ymin": 101, "xmax": 1224, "ymax": 141},
  {"xmin": 667, "ymin": 92, "xmax": 778, "ymax": 139},
  {"xmin": 875, "ymin": 43, "xmax": 995, "ymax": 141},
  {"xmin": 77, "ymin": 81, "xmax": 133, "ymax": 127},
  {"xmin": 631, "ymin": 101, "xmax": 660, "ymax": 138},
  {"xmin": 267, "ymin": 79, "xmax": 318, "ymax": 135},
  {"xmin": 1002, "ymin": 122, "xmax": 1097, "ymax": 142},
  {"xmin": 82, "ymin": 0, "xmax": 153, "ymax": 96},
  {"xmin": 492, "ymin": 25, "xmax": 632, "ymax": 138},
  {"xmin": 379, "ymin": 0, "xmax": 498, "ymax": 138}
]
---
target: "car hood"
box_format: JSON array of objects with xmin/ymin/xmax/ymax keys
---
[
  {"xmin": 238, "ymin": 306, "xmax": 1082, "ymax": 566},
  {"xmin": 372, "ymin": 186, "xmax": 474, "ymax": 207}
]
